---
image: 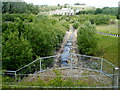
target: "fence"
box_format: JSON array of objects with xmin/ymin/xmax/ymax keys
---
[{"xmin": 2, "ymin": 53, "xmax": 119, "ymax": 88}]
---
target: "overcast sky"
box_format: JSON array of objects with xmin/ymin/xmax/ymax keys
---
[{"xmin": 24, "ymin": 0, "xmax": 119, "ymax": 7}]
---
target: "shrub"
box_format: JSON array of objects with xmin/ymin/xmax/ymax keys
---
[
  {"xmin": 77, "ymin": 21, "xmax": 97, "ymax": 55},
  {"xmin": 2, "ymin": 13, "xmax": 36, "ymax": 22},
  {"xmin": 2, "ymin": 14, "xmax": 67, "ymax": 70},
  {"xmin": 77, "ymin": 14, "xmax": 111, "ymax": 25},
  {"xmin": 2, "ymin": 30, "xmax": 33, "ymax": 70},
  {"xmin": 73, "ymin": 21, "xmax": 80, "ymax": 29}
]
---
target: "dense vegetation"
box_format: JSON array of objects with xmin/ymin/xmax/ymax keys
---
[
  {"xmin": 73, "ymin": 21, "xmax": 80, "ymax": 29},
  {"xmin": 77, "ymin": 21, "xmax": 97, "ymax": 55},
  {"xmin": 58, "ymin": 14, "xmax": 115, "ymax": 25},
  {"xmin": 2, "ymin": 2, "xmax": 39, "ymax": 14},
  {"xmin": 77, "ymin": 7, "xmax": 119, "ymax": 19},
  {"xmin": 2, "ymin": 2, "xmax": 118, "ymax": 88},
  {"xmin": 77, "ymin": 14, "xmax": 114, "ymax": 25},
  {"xmin": 2, "ymin": 14, "xmax": 68, "ymax": 70},
  {"xmin": 96, "ymin": 34, "xmax": 118, "ymax": 66}
]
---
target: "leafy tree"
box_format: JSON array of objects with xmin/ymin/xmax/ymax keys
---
[
  {"xmin": 74, "ymin": 3, "xmax": 81, "ymax": 5},
  {"xmin": 84, "ymin": 10, "xmax": 95, "ymax": 14},
  {"xmin": 64, "ymin": 4, "xmax": 69, "ymax": 8},
  {"xmin": 95, "ymin": 8, "xmax": 102, "ymax": 14},
  {"xmin": 118, "ymin": 1, "xmax": 120, "ymax": 19},
  {"xmin": 102, "ymin": 7, "xmax": 118, "ymax": 16},
  {"xmin": 2, "ymin": 30, "xmax": 33, "ymax": 70},
  {"xmin": 74, "ymin": 3, "xmax": 85, "ymax": 5},
  {"xmin": 57, "ymin": 4, "xmax": 60, "ymax": 7},
  {"xmin": 77, "ymin": 14, "xmax": 111, "ymax": 25},
  {"xmin": 2, "ymin": 14, "xmax": 67, "ymax": 71},
  {"xmin": 76, "ymin": 7, "xmax": 118, "ymax": 20},
  {"xmin": 26, "ymin": 16, "xmax": 66, "ymax": 57},
  {"xmin": 77, "ymin": 21, "xmax": 97, "ymax": 55},
  {"xmin": 2, "ymin": 2, "xmax": 39, "ymax": 14},
  {"xmin": 73, "ymin": 21, "xmax": 80, "ymax": 29}
]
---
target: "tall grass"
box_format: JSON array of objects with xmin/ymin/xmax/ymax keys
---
[
  {"xmin": 96, "ymin": 21, "xmax": 118, "ymax": 35},
  {"xmin": 96, "ymin": 34, "xmax": 118, "ymax": 66}
]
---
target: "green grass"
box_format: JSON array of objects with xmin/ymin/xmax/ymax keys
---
[
  {"xmin": 96, "ymin": 21, "xmax": 118, "ymax": 35},
  {"xmin": 2, "ymin": 69, "xmax": 111, "ymax": 88},
  {"xmin": 96, "ymin": 34, "xmax": 118, "ymax": 66}
]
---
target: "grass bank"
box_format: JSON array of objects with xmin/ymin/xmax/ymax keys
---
[
  {"xmin": 96, "ymin": 21, "xmax": 118, "ymax": 35},
  {"xmin": 96, "ymin": 34, "xmax": 118, "ymax": 66}
]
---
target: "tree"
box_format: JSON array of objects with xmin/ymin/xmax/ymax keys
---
[
  {"xmin": 95, "ymin": 8, "xmax": 102, "ymax": 14},
  {"xmin": 117, "ymin": 5, "xmax": 120, "ymax": 19},
  {"xmin": 64, "ymin": 4, "xmax": 69, "ymax": 8},
  {"xmin": 73, "ymin": 21, "xmax": 80, "ymax": 29},
  {"xmin": 74, "ymin": 3, "xmax": 80, "ymax": 5},
  {"xmin": 2, "ymin": 30, "xmax": 33, "ymax": 70},
  {"xmin": 2, "ymin": 14, "xmax": 67, "ymax": 71},
  {"xmin": 57, "ymin": 4, "xmax": 60, "ymax": 7},
  {"xmin": 101, "ymin": 7, "xmax": 118, "ymax": 16},
  {"xmin": 77, "ymin": 21, "xmax": 97, "ymax": 55},
  {"xmin": 74, "ymin": 3, "xmax": 86, "ymax": 5},
  {"xmin": 2, "ymin": 2, "xmax": 39, "ymax": 14}
]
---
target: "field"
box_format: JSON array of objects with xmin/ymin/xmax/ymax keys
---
[
  {"xmin": 96, "ymin": 20, "xmax": 118, "ymax": 35},
  {"xmin": 96, "ymin": 34, "xmax": 118, "ymax": 66}
]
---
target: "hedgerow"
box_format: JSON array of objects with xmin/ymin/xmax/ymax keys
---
[
  {"xmin": 77, "ymin": 21, "xmax": 98, "ymax": 55},
  {"xmin": 2, "ymin": 14, "xmax": 67, "ymax": 70}
]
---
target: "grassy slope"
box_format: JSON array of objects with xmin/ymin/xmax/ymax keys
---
[
  {"xmin": 2, "ymin": 69, "xmax": 112, "ymax": 87},
  {"xmin": 96, "ymin": 21, "xmax": 118, "ymax": 35},
  {"xmin": 96, "ymin": 34, "xmax": 118, "ymax": 66}
]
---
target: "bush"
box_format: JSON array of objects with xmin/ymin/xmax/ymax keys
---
[
  {"xmin": 77, "ymin": 14, "xmax": 111, "ymax": 25},
  {"xmin": 77, "ymin": 21, "xmax": 97, "ymax": 55},
  {"xmin": 73, "ymin": 21, "xmax": 80, "ymax": 29},
  {"xmin": 2, "ymin": 13, "xmax": 35, "ymax": 22},
  {"xmin": 2, "ymin": 30, "xmax": 33, "ymax": 70},
  {"xmin": 94, "ymin": 15, "xmax": 110, "ymax": 25},
  {"xmin": 2, "ymin": 2, "xmax": 39, "ymax": 14},
  {"xmin": 2, "ymin": 14, "xmax": 67, "ymax": 70}
]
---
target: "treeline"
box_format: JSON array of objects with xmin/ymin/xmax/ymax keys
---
[
  {"xmin": 77, "ymin": 7, "xmax": 119, "ymax": 19},
  {"xmin": 56, "ymin": 14, "xmax": 115, "ymax": 25},
  {"xmin": 2, "ymin": 2, "xmax": 39, "ymax": 14},
  {"xmin": 2, "ymin": 14, "xmax": 68, "ymax": 71},
  {"xmin": 78, "ymin": 14, "xmax": 112, "ymax": 25},
  {"xmin": 71, "ymin": 14, "xmax": 115, "ymax": 25},
  {"xmin": 2, "ymin": 13, "xmax": 35, "ymax": 22}
]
